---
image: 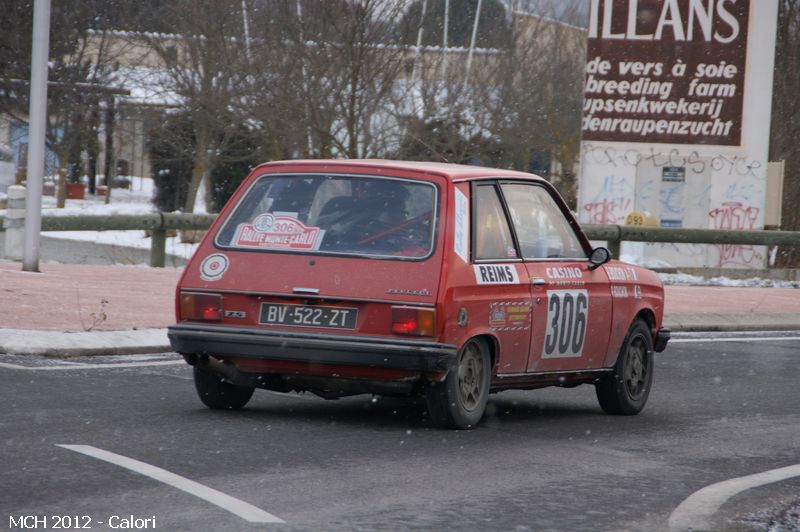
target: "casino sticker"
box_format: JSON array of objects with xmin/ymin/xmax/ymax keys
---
[{"xmin": 200, "ymin": 253, "xmax": 229, "ymax": 281}]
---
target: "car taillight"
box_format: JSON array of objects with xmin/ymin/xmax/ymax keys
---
[
  {"xmin": 391, "ymin": 306, "xmax": 436, "ymax": 337},
  {"xmin": 180, "ymin": 292, "xmax": 223, "ymax": 322}
]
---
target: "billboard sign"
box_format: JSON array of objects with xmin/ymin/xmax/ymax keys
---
[
  {"xmin": 582, "ymin": 0, "xmax": 749, "ymax": 146},
  {"xmin": 578, "ymin": 0, "xmax": 779, "ymax": 269}
]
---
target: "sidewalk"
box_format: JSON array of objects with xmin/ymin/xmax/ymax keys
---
[{"xmin": 1, "ymin": 260, "xmax": 798, "ymax": 357}]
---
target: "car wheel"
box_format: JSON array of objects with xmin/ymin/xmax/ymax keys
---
[
  {"xmin": 595, "ymin": 318, "xmax": 654, "ymax": 415},
  {"xmin": 426, "ymin": 338, "xmax": 491, "ymax": 429},
  {"xmin": 193, "ymin": 366, "xmax": 255, "ymax": 410}
]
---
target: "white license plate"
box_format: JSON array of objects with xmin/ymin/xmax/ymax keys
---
[{"xmin": 259, "ymin": 303, "xmax": 358, "ymax": 329}]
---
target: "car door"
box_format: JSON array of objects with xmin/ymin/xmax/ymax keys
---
[
  {"xmin": 497, "ymin": 182, "xmax": 613, "ymax": 372},
  {"xmin": 469, "ymin": 182, "xmax": 532, "ymax": 375}
]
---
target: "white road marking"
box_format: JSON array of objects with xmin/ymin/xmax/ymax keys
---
[
  {"xmin": 668, "ymin": 464, "xmax": 800, "ymax": 531},
  {"xmin": 57, "ymin": 445, "xmax": 285, "ymax": 524},
  {"xmin": 0, "ymin": 360, "xmax": 184, "ymax": 371},
  {"xmin": 669, "ymin": 336, "xmax": 800, "ymax": 344}
]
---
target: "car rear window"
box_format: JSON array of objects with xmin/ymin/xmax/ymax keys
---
[{"xmin": 215, "ymin": 173, "xmax": 438, "ymax": 259}]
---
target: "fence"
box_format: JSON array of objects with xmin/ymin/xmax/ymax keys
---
[
  {"xmin": 1, "ymin": 213, "xmax": 799, "ymax": 267},
  {"xmin": 1, "ymin": 213, "xmax": 216, "ymax": 267},
  {"xmin": 582, "ymin": 224, "xmax": 800, "ymax": 261}
]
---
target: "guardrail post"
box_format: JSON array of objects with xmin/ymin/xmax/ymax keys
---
[
  {"xmin": 3, "ymin": 185, "xmax": 26, "ymax": 261},
  {"xmin": 608, "ymin": 239, "xmax": 621, "ymax": 260},
  {"xmin": 148, "ymin": 211, "xmax": 166, "ymax": 268},
  {"xmin": 607, "ymin": 224, "xmax": 622, "ymax": 259},
  {"xmin": 150, "ymin": 228, "xmax": 166, "ymax": 267}
]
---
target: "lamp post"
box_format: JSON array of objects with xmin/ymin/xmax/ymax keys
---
[{"xmin": 22, "ymin": 0, "xmax": 51, "ymax": 272}]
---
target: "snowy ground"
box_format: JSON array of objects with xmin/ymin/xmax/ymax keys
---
[
  {"xmin": 1, "ymin": 178, "xmax": 797, "ymax": 288},
  {"xmin": 2, "ymin": 176, "xmax": 204, "ymax": 262},
  {"xmin": 658, "ymin": 272, "xmax": 799, "ymax": 289}
]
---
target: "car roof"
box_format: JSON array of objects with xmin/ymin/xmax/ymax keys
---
[{"xmin": 252, "ymin": 159, "xmax": 546, "ymax": 184}]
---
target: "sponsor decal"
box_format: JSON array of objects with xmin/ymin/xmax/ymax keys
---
[
  {"xmin": 454, "ymin": 188, "xmax": 469, "ymax": 263},
  {"xmin": 549, "ymin": 280, "xmax": 586, "ymax": 287},
  {"xmin": 473, "ymin": 264, "xmax": 520, "ymax": 285},
  {"xmin": 611, "ymin": 285, "xmax": 629, "ymax": 299},
  {"xmin": 542, "ymin": 289, "xmax": 589, "ymax": 359},
  {"xmin": 200, "ymin": 253, "xmax": 229, "ymax": 282},
  {"xmin": 545, "ymin": 266, "xmax": 583, "ymax": 279},
  {"xmin": 633, "ymin": 284, "xmax": 643, "ymax": 299},
  {"xmin": 489, "ymin": 301, "xmax": 532, "ymax": 331},
  {"xmin": 233, "ymin": 213, "xmax": 324, "ymax": 251},
  {"xmin": 606, "ymin": 266, "xmax": 638, "ymax": 281}
]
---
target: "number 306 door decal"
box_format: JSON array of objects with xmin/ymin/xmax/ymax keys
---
[{"xmin": 542, "ymin": 289, "xmax": 588, "ymax": 358}]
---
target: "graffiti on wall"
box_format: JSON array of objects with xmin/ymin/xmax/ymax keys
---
[
  {"xmin": 582, "ymin": 145, "xmax": 765, "ymax": 179},
  {"xmin": 580, "ymin": 143, "xmax": 768, "ymax": 268},
  {"xmin": 708, "ymin": 201, "xmax": 764, "ymax": 267},
  {"xmin": 582, "ymin": 174, "xmax": 632, "ymax": 224},
  {"xmin": 709, "ymin": 201, "xmax": 760, "ymax": 231}
]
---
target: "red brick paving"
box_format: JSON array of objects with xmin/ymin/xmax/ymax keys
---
[
  {"xmin": 1, "ymin": 261, "xmax": 180, "ymax": 331},
  {"xmin": 1, "ymin": 261, "xmax": 797, "ymax": 332},
  {"xmin": 665, "ymin": 285, "xmax": 800, "ymax": 314}
]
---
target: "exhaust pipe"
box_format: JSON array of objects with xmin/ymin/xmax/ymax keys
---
[{"xmin": 196, "ymin": 354, "xmax": 243, "ymax": 384}]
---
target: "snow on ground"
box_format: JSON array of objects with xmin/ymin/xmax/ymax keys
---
[
  {"xmin": 621, "ymin": 253, "xmax": 799, "ymax": 288},
  {"xmin": 619, "ymin": 253, "xmax": 676, "ymax": 270},
  {"xmin": 1, "ymin": 176, "xmax": 205, "ymax": 261},
  {"xmin": 658, "ymin": 272, "xmax": 799, "ymax": 289}
]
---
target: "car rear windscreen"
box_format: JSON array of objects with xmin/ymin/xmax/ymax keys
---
[{"xmin": 215, "ymin": 174, "xmax": 438, "ymax": 259}]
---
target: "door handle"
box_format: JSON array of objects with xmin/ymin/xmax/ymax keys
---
[{"xmin": 531, "ymin": 277, "xmax": 547, "ymax": 286}]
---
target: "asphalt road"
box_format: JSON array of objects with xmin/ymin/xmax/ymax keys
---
[{"xmin": 1, "ymin": 335, "xmax": 798, "ymax": 532}]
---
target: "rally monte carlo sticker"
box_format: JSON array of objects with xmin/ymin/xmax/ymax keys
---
[
  {"xmin": 473, "ymin": 264, "xmax": 520, "ymax": 285},
  {"xmin": 200, "ymin": 253, "xmax": 229, "ymax": 282},
  {"xmin": 233, "ymin": 213, "xmax": 325, "ymax": 251}
]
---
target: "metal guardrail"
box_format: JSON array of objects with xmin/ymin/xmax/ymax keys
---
[
  {"xmin": 582, "ymin": 224, "xmax": 800, "ymax": 260},
  {"xmin": 1, "ymin": 214, "xmax": 798, "ymax": 267},
  {"xmin": 1, "ymin": 213, "xmax": 216, "ymax": 267}
]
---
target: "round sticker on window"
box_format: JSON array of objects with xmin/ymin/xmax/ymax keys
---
[
  {"xmin": 200, "ymin": 253, "xmax": 229, "ymax": 282},
  {"xmin": 253, "ymin": 213, "xmax": 275, "ymax": 232}
]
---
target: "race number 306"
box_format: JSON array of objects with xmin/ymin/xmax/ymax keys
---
[{"xmin": 542, "ymin": 289, "xmax": 589, "ymax": 358}]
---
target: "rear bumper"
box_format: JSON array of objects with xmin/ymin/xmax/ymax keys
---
[
  {"xmin": 168, "ymin": 323, "xmax": 457, "ymax": 372},
  {"xmin": 654, "ymin": 327, "xmax": 670, "ymax": 352}
]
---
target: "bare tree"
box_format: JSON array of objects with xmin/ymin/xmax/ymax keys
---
[
  {"xmin": 250, "ymin": 0, "xmax": 409, "ymax": 160},
  {"xmin": 393, "ymin": 1, "xmax": 508, "ymax": 164},
  {"xmin": 477, "ymin": 1, "xmax": 586, "ymax": 206},
  {"xmin": 771, "ymin": 0, "xmax": 800, "ymax": 266},
  {"xmin": 141, "ymin": 0, "xmax": 253, "ymax": 213}
]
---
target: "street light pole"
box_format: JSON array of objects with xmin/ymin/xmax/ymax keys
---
[
  {"xmin": 463, "ymin": 0, "xmax": 483, "ymax": 93},
  {"xmin": 22, "ymin": 0, "xmax": 51, "ymax": 272},
  {"xmin": 442, "ymin": 0, "xmax": 450, "ymax": 80},
  {"xmin": 410, "ymin": 0, "xmax": 428, "ymax": 84}
]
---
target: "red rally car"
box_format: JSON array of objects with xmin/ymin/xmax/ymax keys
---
[{"xmin": 168, "ymin": 160, "xmax": 670, "ymax": 429}]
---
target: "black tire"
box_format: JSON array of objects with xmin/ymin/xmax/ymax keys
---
[
  {"xmin": 426, "ymin": 338, "xmax": 491, "ymax": 429},
  {"xmin": 193, "ymin": 366, "xmax": 255, "ymax": 410},
  {"xmin": 596, "ymin": 319, "xmax": 654, "ymax": 415}
]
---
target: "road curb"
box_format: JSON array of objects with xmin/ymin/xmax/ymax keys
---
[
  {"xmin": 0, "ymin": 328, "xmax": 171, "ymax": 358},
  {"xmin": 2, "ymin": 315, "xmax": 799, "ymax": 358},
  {"xmin": 664, "ymin": 313, "xmax": 800, "ymax": 333}
]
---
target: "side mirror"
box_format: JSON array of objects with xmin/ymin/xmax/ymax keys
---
[{"xmin": 588, "ymin": 247, "xmax": 611, "ymax": 270}]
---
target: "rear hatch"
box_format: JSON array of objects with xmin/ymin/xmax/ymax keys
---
[{"xmin": 179, "ymin": 170, "xmax": 446, "ymax": 339}]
